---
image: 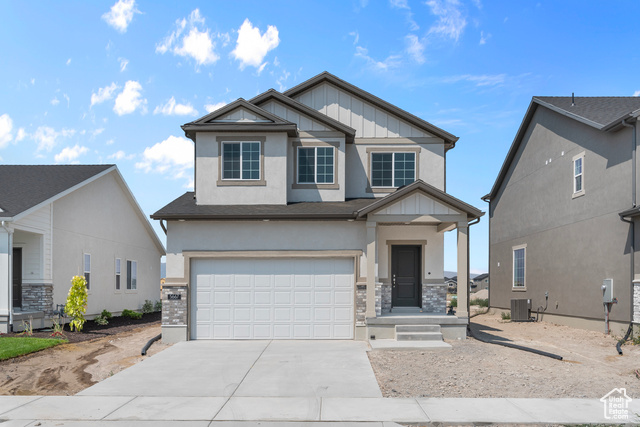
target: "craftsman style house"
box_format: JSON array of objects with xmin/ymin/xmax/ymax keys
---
[
  {"xmin": 484, "ymin": 97, "xmax": 640, "ymax": 333},
  {"xmin": 153, "ymin": 72, "xmax": 483, "ymax": 343}
]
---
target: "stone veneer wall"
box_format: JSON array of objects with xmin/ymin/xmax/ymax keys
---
[
  {"xmin": 162, "ymin": 286, "xmax": 188, "ymax": 326},
  {"xmin": 20, "ymin": 284, "xmax": 54, "ymax": 316},
  {"xmin": 381, "ymin": 283, "xmax": 392, "ymax": 313},
  {"xmin": 356, "ymin": 284, "xmax": 366, "ymax": 325},
  {"xmin": 634, "ymin": 283, "xmax": 640, "ymax": 324},
  {"xmin": 422, "ymin": 284, "xmax": 447, "ymax": 314},
  {"xmin": 375, "ymin": 283, "xmax": 382, "ymax": 316}
]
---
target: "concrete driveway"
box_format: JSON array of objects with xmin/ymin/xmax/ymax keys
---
[{"xmin": 78, "ymin": 340, "xmax": 383, "ymax": 398}]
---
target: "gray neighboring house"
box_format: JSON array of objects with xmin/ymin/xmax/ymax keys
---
[
  {"xmin": 483, "ymin": 96, "xmax": 640, "ymax": 334},
  {"xmin": 0, "ymin": 165, "xmax": 165, "ymax": 333},
  {"xmin": 153, "ymin": 71, "xmax": 483, "ymax": 343},
  {"xmin": 472, "ymin": 273, "xmax": 489, "ymax": 291}
]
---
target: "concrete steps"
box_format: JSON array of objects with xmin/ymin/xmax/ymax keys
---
[{"xmin": 396, "ymin": 324, "xmax": 444, "ymax": 341}]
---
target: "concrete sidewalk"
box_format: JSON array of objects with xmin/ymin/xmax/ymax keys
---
[{"xmin": 1, "ymin": 395, "xmax": 639, "ymax": 425}]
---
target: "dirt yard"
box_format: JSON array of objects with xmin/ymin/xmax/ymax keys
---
[
  {"xmin": 369, "ymin": 311, "xmax": 640, "ymax": 399},
  {"xmin": 0, "ymin": 323, "xmax": 171, "ymax": 396}
]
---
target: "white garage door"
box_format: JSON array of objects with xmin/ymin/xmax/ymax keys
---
[{"xmin": 191, "ymin": 257, "xmax": 355, "ymax": 340}]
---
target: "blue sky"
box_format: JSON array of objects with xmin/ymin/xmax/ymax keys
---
[{"xmin": 1, "ymin": 1, "xmax": 639, "ymax": 274}]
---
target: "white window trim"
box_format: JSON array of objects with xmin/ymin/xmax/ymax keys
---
[
  {"xmin": 221, "ymin": 141, "xmax": 261, "ymax": 181},
  {"xmin": 115, "ymin": 258, "xmax": 121, "ymax": 293},
  {"xmin": 370, "ymin": 151, "xmax": 416, "ymax": 188},
  {"xmin": 296, "ymin": 146, "xmax": 335, "ymax": 185},
  {"xmin": 512, "ymin": 244, "xmax": 526, "ymax": 291},
  {"xmin": 572, "ymin": 152, "xmax": 585, "ymax": 198},
  {"xmin": 126, "ymin": 259, "xmax": 138, "ymax": 293},
  {"xmin": 83, "ymin": 253, "xmax": 91, "ymax": 291}
]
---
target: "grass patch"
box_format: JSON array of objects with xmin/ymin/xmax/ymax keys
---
[
  {"xmin": 501, "ymin": 311, "xmax": 511, "ymax": 321},
  {"xmin": 0, "ymin": 337, "xmax": 67, "ymax": 361},
  {"xmin": 470, "ymin": 298, "xmax": 489, "ymax": 307}
]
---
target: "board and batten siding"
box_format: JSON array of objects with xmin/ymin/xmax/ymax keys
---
[
  {"xmin": 217, "ymin": 107, "xmax": 270, "ymax": 122},
  {"xmin": 260, "ymin": 100, "xmax": 330, "ymax": 132},
  {"xmin": 13, "ymin": 204, "xmax": 53, "ymax": 283},
  {"xmin": 293, "ymin": 82, "xmax": 434, "ymax": 139}
]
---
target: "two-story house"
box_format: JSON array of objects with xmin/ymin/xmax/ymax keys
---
[
  {"xmin": 153, "ymin": 72, "xmax": 483, "ymax": 343},
  {"xmin": 483, "ymin": 96, "xmax": 640, "ymax": 334}
]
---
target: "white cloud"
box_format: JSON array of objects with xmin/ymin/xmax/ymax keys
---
[
  {"xmin": 106, "ymin": 139, "xmax": 115, "ymax": 145},
  {"xmin": 355, "ymin": 46, "xmax": 402, "ymax": 71},
  {"xmin": 51, "ymin": 97, "xmax": 60, "ymax": 106},
  {"xmin": 440, "ymin": 74, "xmax": 507, "ymax": 87},
  {"xmin": 276, "ymin": 70, "xmax": 291, "ymax": 91},
  {"xmin": 54, "ymin": 145, "xmax": 88, "ymax": 163},
  {"xmin": 349, "ymin": 31, "xmax": 359, "ymax": 45},
  {"xmin": 92, "ymin": 128, "xmax": 105, "ymax": 137},
  {"xmin": 33, "ymin": 126, "xmax": 76, "ymax": 152},
  {"xmin": 66, "ymin": 58, "xmax": 71, "ymax": 66},
  {"xmin": 390, "ymin": 0, "xmax": 409, "ymax": 9},
  {"xmin": 63, "ymin": 94, "xmax": 70, "ymax": 108},
  {"xmin": 406, "ymin": 34, "xmax": 426, "ymax": 63},
  {"xmin": 156, "ymin": 9, "xmax": 220, "ymax": 67},
  {"xmin": 231, "ymin": 19, "xmax": 280, "ymax": 70},
  {"xmin": 634, "ymin": 90, "xmax": 640, "ymax": 97},
  {"xmin": 479, "ymin": 31, "xmax": 491, "ymax": 45},
  {"xmin": 114, "ymin": 80, "xmax": 147, "ymax": 115},
  {"xmin": 426, "ymin": 0, "xmax": 467, "ymax": 42},
  {"xmin": 0, "ymin": 114, "xmax": 13, "ymax": 148},
  {"xmin": 154, "ymin": 97, "xmax": 198, "ymax": 116},
  {"xmin": 102, "ymin": 0, "xmax": 140, "ymax": 33},
  {"xmin": 91, "ymin": 83, "xmax": 118, "ymax": 107},
  {"xmin": 108, "ymin": 150, "xmax": 134, "ymax": 160},
  {"xmin": 135, "ymin": 135, "xmax": 194, "ymax": 187},
  {"xmin": 204, "ymin": 102, "xmax": 227, "ymax": 113},
  {"xmin": 15, "ymin": 128, "xmax": 26, "ymax": 142},
  {"xmin": 119, "ymin": 57, "xmax": 129, "ymax": 72}
]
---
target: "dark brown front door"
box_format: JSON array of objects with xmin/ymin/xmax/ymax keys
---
[
  {"xmin": 12, "ymin": 248, "xmax": 22, "ymax": 309},
  {"xmin": 391, "ymin": 245, "xmax": 421, "ymax": 307}
]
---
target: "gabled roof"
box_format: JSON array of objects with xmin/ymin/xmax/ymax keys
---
[
  {"xmin": 250, "ymin": 89, "xmax": 357, "ymax": 142},
  {"xmin": 473, "ymin": 273, "xmax": 489, "ymax": 281},
  {"xmin": 0, "ymin": 164, "xmax": 114, "ymax": 219},
  {"xmin": 181, "ymin": 99, "xmax": 299, "ymax": 140},
  {"xmin": 356, "ymin": 179, "xmax": 484, "ymax": 221},
  {"xmin": 283, "ymin": 71, "xmax": 459, "ymax": 149},
  {"xmin": 483, "ymin": 97, "xmax": 640, "ymax": 201}
]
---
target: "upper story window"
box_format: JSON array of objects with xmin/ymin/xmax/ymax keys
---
[
  {"xmin": 298, "ymin": 146, "xmax": 335, "ymax": 184},
  {"xmin": 512, "ymin": 245, "xmax": 526, "ymax": 289},
  {"xmin": 572, "ymin": 152, "xmax": 585, "ymax": 198},
  {"xmin": 222, "ymin": 141, "xmax": 260, "ymax": 180},
  {"xmin": 371, "ymin": 152, "xmax": 415, "ymax": 188}
]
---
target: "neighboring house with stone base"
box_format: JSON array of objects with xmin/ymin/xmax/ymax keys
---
[
  {"xmin": 483, "ymin": 96, "xmax": 640, "ymax": 334},
  {"xmin": 152, "ymin": 71, "xmax": 483, "ymax": 344},
  {"xmin": 0, "ymin": 165, "xmax": 165, "ymax": 333}
]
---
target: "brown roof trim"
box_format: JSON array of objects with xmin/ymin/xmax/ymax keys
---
[
  {"xmin": 357, "ymin": 179, "xmax": 484, "ymax": 220},
  {"xmin": 250, "ymin": 89, "xmax": 356, "ymax": 142},
  {"xmin": 283, "ymin": 71, "xmax": 459, "ymax": 149},
  {"xmin": 182, "ymin": 123, "xmax": 299, "ymax": 138}
]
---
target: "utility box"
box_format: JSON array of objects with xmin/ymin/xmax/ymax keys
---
[
  {"xmin": 510, "ymin": 298, "xmax": 532, "ymax": 322},
  {"xmin": 602, "ymin": 279, "xmax": 613, "ymax": 303}
]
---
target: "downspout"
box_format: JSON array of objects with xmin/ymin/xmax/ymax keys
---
[
  {"xmin": 467, "ymin": 217, "xmax": 481, "ymax": 320},
  {"xmin": 619, "ymin": 118, "xmax": 637, "ymax": 354},
  {"xmin": 1, "ymin": 220, "xmax": 13, "ymax": 330}
]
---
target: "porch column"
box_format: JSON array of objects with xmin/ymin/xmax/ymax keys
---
[
  {"xmin": 366, "ymin": 221, "xmax": 377, "ymax": 318},
  {"xmin": 456, "ymin": 222, "xmax": 469, "ymax": 319},
  {"xmin": 0, "ymin": 226, "xmax": 13, "ymax": 333}
]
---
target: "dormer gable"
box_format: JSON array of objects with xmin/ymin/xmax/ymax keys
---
[{"xmin": 182, "ymin": 98, "xmax": 298, "ymax": 140}]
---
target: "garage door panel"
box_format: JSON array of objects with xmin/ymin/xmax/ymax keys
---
[{"xmin": 192, "ymin": 257, "xmax": 354, "ymax": 340}]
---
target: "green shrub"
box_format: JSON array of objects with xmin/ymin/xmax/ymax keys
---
[
  {"xmin": 141, "ymin": 300, "xmax": 154, "ymax": 314},
  {"xmin": 94, "ymin": 315, "xmax": 109, "ymax": 326},
  {"xmin": 154, "ymin": 300, "xmax": 163, "ymax": 312},
  {"xmin": 501, "ymin": 311, "xmax": 511, "ymax": 320},
  {"xmin": 101, "ymin": 309, "xmax": 112, "ymax": 319},
  {"xmin": 65, "ymin": 275, "xmax": 88, "ymax": 332},
  {"xmin": 470, "ymin": 298, "xmax": 489, "ymax": 307},
  {"xmin": 449, "ymin": 298, "xmax": 457, "ymax": 308},
  {"xmin": 122, "ymin": 309, "xmax": 142, "ymax": 320}
]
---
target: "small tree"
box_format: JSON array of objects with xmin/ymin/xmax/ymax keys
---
[{"xmin": 65, "ymin": 275, "xmax": 88, "ymax": 332}]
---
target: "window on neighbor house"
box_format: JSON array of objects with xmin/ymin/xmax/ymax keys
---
[
  {"xmin": 127, "ymin": 260, "xmax": 137, "ymax": 290},
  {"xmin": 84, "ymin": 253, "xmax": 91, "ymax": 290},
  {"xmin": 513, "ymin": 246, "xmax": 526, "ymax": 289},
  {"xmin": 371, "ymin": 152, "xmax": 415, "ymax": 187},
  {"xmin": 297, "ymin": 146, "xmax": 335, "ymax": 184},
  {"xmin": 573, "ymin": 153, "xmax": 584, "ymax": 196},
  {"xmin": 222, "ymin": 141, "xmax": 260, "ymax": 180},
  {"xmin": 115, "ymin": 258, "xmax": 121, "ymax": 290}
]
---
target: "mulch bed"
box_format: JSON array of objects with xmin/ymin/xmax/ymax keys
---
[{"xmin": 4, "ymin": 312, "xmax": 161, "ymax": 344}]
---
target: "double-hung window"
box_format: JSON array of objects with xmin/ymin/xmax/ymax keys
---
[
  {"xmin": 512, "ymin": 246, "xmax": 526, "ymax": 289},
  {"xmin": 222, "ymin": 141, "xmax": 260, "ymax": 180},
  {"xmin": 115, "ymin": 258, "xmax": 121, "ymax": 291},
  {"xmin": 297, "ymin": 146, "xmax": 334, "ymax": 184},
  {"xmin": 83, "ymin": 254, "xmax": 91, "ymax": 290},
  {"xmin": 127, "ymin": 260, "xmax": 137, "ymax": 290},
  {"xmin": 371, "ymin": 152, "xmax": 415, "ymax": 188},
  {"xmin": 573, "ymin": 153, "xmax": 584, "ymax": 196}
]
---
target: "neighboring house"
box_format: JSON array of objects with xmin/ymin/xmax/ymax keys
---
[
  {"xmin": 472, "ymin": 273, "xmax": 489, "ymax": 291},
  {"xmin": 153, "ymin": 72, "xmax": 483, "ymax": 343},
  {"xmin": 445, "ymin": 277, "xmax": 457, "ymax": 293},
  {"xmin": 483, "ymin": 96, "xmax": 640, "ymax": 333},
  {"xmin": 0, "ymin": 165, "xmax": 166, "ymax": 333}
]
